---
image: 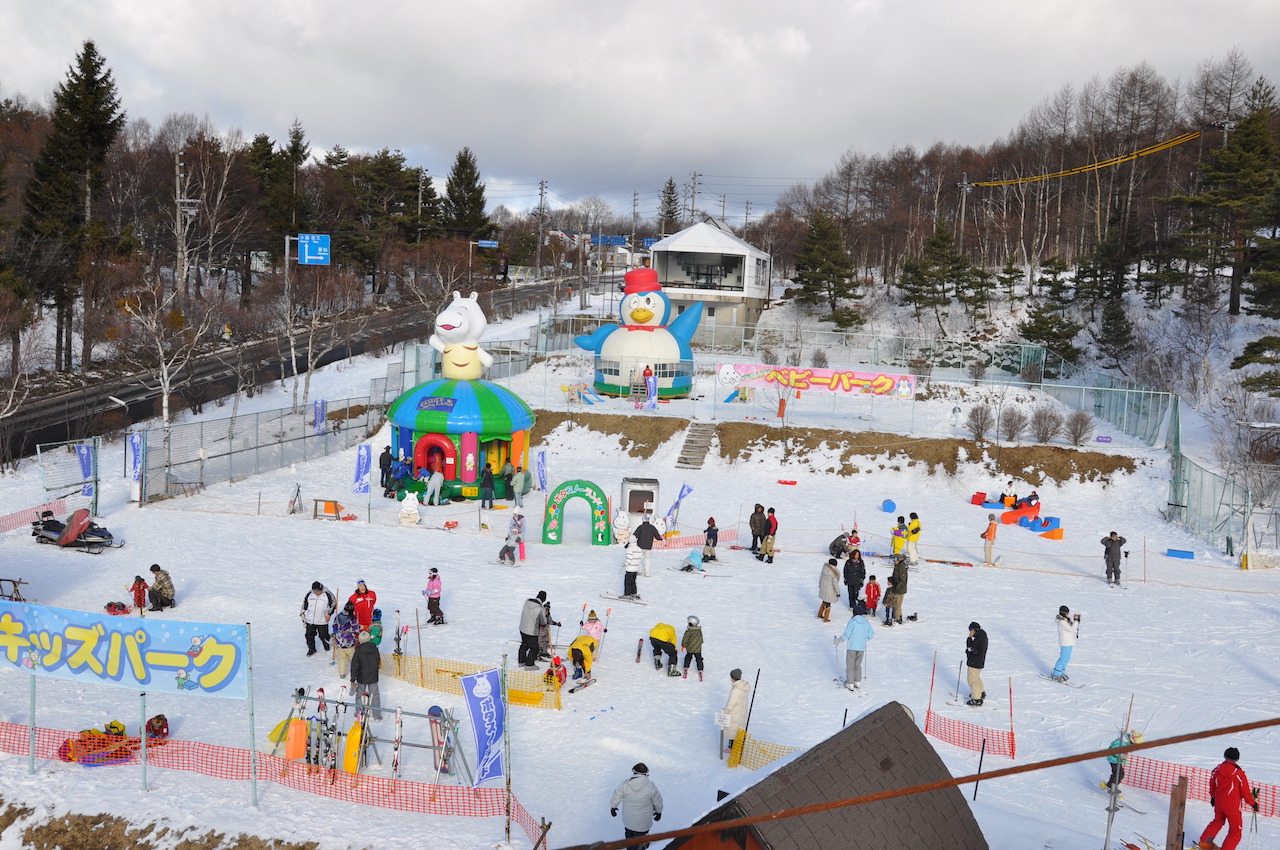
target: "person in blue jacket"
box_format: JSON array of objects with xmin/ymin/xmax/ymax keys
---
[{"xmin": 834, "ymin": 601, "xmax": 875, "ymax": 691}]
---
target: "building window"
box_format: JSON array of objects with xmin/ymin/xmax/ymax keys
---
[{"xmin": 706, "ymin": 306, "xmax": 716, "ymax": 318}]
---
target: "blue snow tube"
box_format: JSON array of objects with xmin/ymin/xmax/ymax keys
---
[{"xmin": 881, "ymin": 499, "xmax": 895, "ymax": 513}]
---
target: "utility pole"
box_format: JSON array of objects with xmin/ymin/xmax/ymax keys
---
[
  {"xmin": 535, "ymin": 179, "xmax": 547, "ymax": 281},
  {"xmin": 690, "ymin": 171, "xmax": 701, "ymax": 222},
  {"xmin": 174, "ymin": 151, "xmax": 198, "ymax": 295},
  {"xmin": 956, "ymin": 173, "xmax": 973, "ymax": 253},
  {"xmin": 631, "ymin": 191, "xmax": 639, "ymax": 269},
  {"xmin": 720, "ymin": 193, "xmax": 726, "ymax": 219},
  {"xmin": 416, "ymin": 168, "xmax": 429, "ymax": 243},
  {"xmin": 744, "ymin": 200, "xmax": 752, "ymax": 230}
]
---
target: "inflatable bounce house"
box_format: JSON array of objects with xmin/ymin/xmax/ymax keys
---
[
  {"xmin": 386, "ymin": 292, "xmax": 535, "ymax": 502},
  {"xmin": 573, "ymin": 268, "xmax": 703, "ymax": 398}
]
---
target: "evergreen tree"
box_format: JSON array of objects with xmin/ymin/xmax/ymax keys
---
[
  {"xmin": 995, "ymin": 261, "xmax": 1024, "ymax": 301},
  {"xmin": 1035, "ymin": 256, "xmax": 1071, "ymax": 309},
  {"xmin": 658, "ymin": 177, "xmax": 681, "ymax": 235},
  {"xmin": 1231, "ymin": 335, "xmax": 1280, "ymax": 396},
  {"xmin": 1243, "ymin": 182, "xmax": 1280, "ymax": 317},
  {"xmin": 1092, "ymin": 298, "xmax": 1136, "ymax": 374},
  {"xmin": 1018, "ymin": 301, "xmax": 1083, "ymax": 365},
  {"xmin": 793, "ymin": 209, "xmax": 859, "ymax": 325},
  {"xmin": 441, "ymin": 146, "xmax": 488, "ymax": 237},
  {"xmin": 16, "ymin": 40, "xmax": 125, "ymax": 372},
  {"xmin": 1166, "ymin": 83, "xmax": 1278, "ymax": 315},
  {"xmin": 957, "ymin": 265, "xmax": 997, "ymax": 322},
  {"xmin": 899, "ymin": 223, "xmax": 968, "ymax": 334}
]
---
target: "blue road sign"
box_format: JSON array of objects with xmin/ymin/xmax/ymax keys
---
[
  {"xmin": 297, "ymin": 234, "xmax": 331, "ymax": 265},
  {"xmin": 477, "ymin": 239, "xmax": 499, "ymax": 249}
]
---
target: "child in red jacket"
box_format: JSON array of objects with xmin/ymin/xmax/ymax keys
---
[
  {"xmin": 864, "ymin": 575, "xmax": 881, "ymax": 616},
  {"xmin": 126, "ymin": 575, "xmax": 149, "ymax": 615}
]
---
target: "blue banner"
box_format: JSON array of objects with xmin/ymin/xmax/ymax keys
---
[
  {"xmin": 0, "ymin": 601, "xmax": 249, "ymax": 698},
  {"xmin": 127, "ymin": 434, "xmax": 142, "ymax": 483},
  {"xmin": 353, "ymin": 445, "xmax": 372, "ymax": 494},
  {"xmin": 313, "ymin": 399, "xmax": 327, "ymax": 435},
  {"xmin": 645, "ymin": 375, "xmax": 658, "ymax": 409},
  {"xmin": 665, "ymin": 482, "xmax": 692, "ymax": 527},
  {"xmin": 75, "ymin": 444, "xmax": 94, "ymax": 496},
  {"xmin": 461, "ymin": 669, "xmax": 505, "ymax": 785},
  {"xmin": 536, "ymin": 450, "xmax": 547, "ymax": 494}
]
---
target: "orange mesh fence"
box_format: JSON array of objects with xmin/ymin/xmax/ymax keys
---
[
  {"xmin": 1126, "ymin": 755, "xmax": 1278, "ymax": 817},
  {"xmin": 924, "ymin": 709, "xmax": 1016, "ymax": 759},
  {"xmin": 727, "ymin": 731, "xmax": 803, "ymax": 771},
  {"xmin": 388, "ymin": 655, "xmax": 562, "ymax": 710},
  {"xmin": 654, "ymin": 528, "xmax": 739, "ymax": 550},
  {"xmin": 0, "ymin": 499, "xmax": 66, "ymax": 534},
  {"xmin": 0, "ymin": 722, "xmax": 546, "ymax": 844}
]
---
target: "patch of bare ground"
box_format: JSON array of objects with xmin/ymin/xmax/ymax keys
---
[
  {"xmin": 532, "ymin": 409, "xmax": 688, "ymax": 458},
  {"xmin": 8, "ymin": 804, "xmax": 328, "ymax": 850}
]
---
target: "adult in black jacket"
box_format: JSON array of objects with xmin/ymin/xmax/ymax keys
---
[
  {"xmin": 479, "ymin": 464, "xmax": 495, "ymax": 509},
  {"xmin": 1100, "ymin": 531, "xmax": 1127, "ymax": 585},
  {"xmin": 889, "ymin": 556, "xmax": 909, "ymax": 624},
  {"xmin": 965, "ymin": 622, "xmax": 988, "ymax": 706},
  {"xmin": 349, "ymin": 630, "xmax": 383, "ymax": 720},
  {"xmin": 843, "ymin": 550, "xmax": 866, "ymax": 609},
  {"xmin": 748, "ymin": 504, "xmax": 767, "ymax": 552},
  {"xmin": 378, "ymin": 446, "xmax": 394, "ymax": 489},
  {"xmin": 632, "ymin": 517, "xmax": 662, "ymax": 577}
]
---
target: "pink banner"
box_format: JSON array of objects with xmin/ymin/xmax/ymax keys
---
[{"xmin": 718, "ymin": 363, "xmax": 914, "ymax": 397}]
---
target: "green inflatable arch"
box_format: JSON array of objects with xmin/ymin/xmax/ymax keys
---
[{"xmin": 542, "ymin": 479, "xmax": 610, "ymax": 545}]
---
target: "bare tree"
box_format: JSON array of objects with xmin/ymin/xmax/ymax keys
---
[
  {"xmin": 1029, "ymin": 404, "xmax": 1065, "ymax": 442},
  {"xmin": 966, "ymin": 404, "xmax": 995, "ymax": 441},
  {"xmin": 1064, "ymin": 409, "xmax": 1094, "ymax": 446},
  {"xmin": 297, "ymin": 267, "xmax": 371, "ymax": 408},
  {"xmin": 999, "ymin": 406, "xmax": 1028, "ymax": 442},
  {"xmin": 967, "ymin": 358, "xmax": 989, "ymax": 385},
  {"xmin": 401, "ymin": 238, "xmax": 472, "ymax": 315}
]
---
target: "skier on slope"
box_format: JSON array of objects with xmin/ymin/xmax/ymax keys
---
[
  {"xmin": 422, "ymin": 567, "xmax": 445, "ymax": 624},
  {"xmin": 622, "ymin": 542, "xmax": 643, "ymax": 599},
  {"xmin": 1105, "ymin": 729, "xmax": 1143, "ymax": 791},
  {"xmin": 1197, "ymin": 747, "xmax": 1259, "ymax": 850},
  {"xmin": 649, "ymin": 622, "xmax": 680, "ymax": 676},
  {"xmin": 703, "ymin": 517, "xmax": 718, "ymax": 562},
  {"xmin": 1100, "ymin": 531, "xmax": 1127, "ymax": 585},
  {"xmin": 965, "ymin": 622, "xmax": 988, "ymax": 705},
  {"xmin": 834, "ymin": 601, "xmax": 874, "ymax": 691},
  {"xmin": 580, "ymin": 609, "xmax": 605, "ymax": 641},
  {"xmin": 680, "ymin": 615, "xmax": 704, "ymax": 680},
  {"xmin": 1050, "ymin": 605, "xmax": 1079, "ymax": 682}
]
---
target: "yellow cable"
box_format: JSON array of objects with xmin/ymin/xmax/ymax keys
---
[{"xmin": 972, "ymin": 131, "xmax": 1201, "ymax": 187}]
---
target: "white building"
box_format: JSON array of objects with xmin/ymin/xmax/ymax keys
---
[{"xmin": 649, "ymin": 218, "xmax": 772, "ymax": 334}]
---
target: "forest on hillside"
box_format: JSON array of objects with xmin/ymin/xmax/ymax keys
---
[{"xmin": 2, "ymin": 42, "xmax": 1280, "ymax": 419}]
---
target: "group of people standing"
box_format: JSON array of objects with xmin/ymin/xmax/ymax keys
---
[
  {"xmin": 377, "ymin": 446, "xmax": 531, "ymax": 507},
  {"xmin": 748, "ymin": 504, "xmax": 778, "ymax": 563}
]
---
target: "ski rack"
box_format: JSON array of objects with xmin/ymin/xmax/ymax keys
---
[{"xmin": 295, "ymin": 692, "xmax": 474, "ymax": 785}]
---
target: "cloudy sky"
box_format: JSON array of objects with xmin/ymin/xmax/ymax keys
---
[{"xmin": 3, "ymin": 1, "xmax": 1279, "ymax": 225}]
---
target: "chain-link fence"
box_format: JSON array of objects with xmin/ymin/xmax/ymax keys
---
[
  {"xmin": 36, "ymin": 438, "xmax": 100, "ymax": 516},
  {"xmin": 137, "ymin": 398, "xmax": 386, "ymax": 503}
]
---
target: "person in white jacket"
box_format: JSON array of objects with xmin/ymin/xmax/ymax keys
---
[
  {"xmin": 610, "ymin": 762, "xmax": 663, "ymax": 848},
  {"xmin": 721, "ymin": 668, "xmax": 751, "ymax": 751},
  {"xmin": 1051, "ymin": 604, "xmax": 1079, "ymax": 682}
]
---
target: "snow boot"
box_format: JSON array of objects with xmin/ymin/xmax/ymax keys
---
[
  {"xmin": 766, "ymin": 556, "xmax": 773, "ymax": 564},
  {"xmin": 966, "ymin": 698, "xmax": 984, "ymax": 706},
  {"xmin": 572, "ymin": 666, "xmax": 583, "ymax": 680},
  {"xmin": 667, "ymin": 664, "xmax": 681, "ymax": 677},
  {"xmin": 698, "ymin": 671, "xmax": 703, "ymax": 682},
  {"xmin": 654, "ymin": 657, "xmax": 663, "ymax": 671}
]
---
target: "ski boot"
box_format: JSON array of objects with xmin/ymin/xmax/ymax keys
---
[
  {"xmin": 654, "ymin": 657, "xmax": 663, "ymax": 671},
  {"xmin": 682, "ymin": 669, "xmax": 688, "ymax": 679},
  {"xmin": 698, "ymin": 671, "xmax": 703, "ymax": 682},
  {"xmin": 667, "ymin": 664, "xmax": 682, "ymax": 677},
  {"xmin": 965, "ymin": 698, "xmax": 984, "ymax": 706},
  {"xmin": 572, "ymin": 665, "xmax": 584, "ymax": 680}
]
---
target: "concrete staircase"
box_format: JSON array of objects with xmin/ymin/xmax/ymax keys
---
[{"xmin": 675, "ymin": 422, "xmax": 718, "ymax": 470}]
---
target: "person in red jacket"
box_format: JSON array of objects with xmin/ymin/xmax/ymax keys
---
[
  {"xmin": 349, "ymin": 580, "xmax": 377, "ymax": 629},
  {"xmin": 1198, "ymin": 747, "xmax": 1259, "ymax": 850}
]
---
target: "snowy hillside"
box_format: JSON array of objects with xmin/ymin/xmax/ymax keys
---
[{"xmin": 0, "ymin": 295, "xmax": 1276, "ymax": 850}]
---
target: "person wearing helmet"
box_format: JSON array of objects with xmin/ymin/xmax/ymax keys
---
[
  {"xmin": 1106, "ymin": 729, "xmax": 1144, "ymax": 791},
  {"xmin": 423, "ymin": 567, "xmax": 445, "ymax": 624},
  {"xmin": 1051, "ymin": 605, "xmax": 1079, "ymax": 682},
  {"xmin": 369, "ymin": 608, "xmax": 384, "ymax": 646},
  {"xmin": 680, "ymin": 615, "xmax": 704, "ymax": 680}
]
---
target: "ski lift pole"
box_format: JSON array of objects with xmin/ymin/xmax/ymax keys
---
[{"xmin": 597, "ymin": 608, "xmax": 613, "ymax": 659}]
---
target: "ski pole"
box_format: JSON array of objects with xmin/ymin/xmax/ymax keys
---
[
  {"xmin": 597, "ymin": 608, "xmax": 612, "ymax": 659},
  {"xmin": 955, "ymin": 660, "xmax": 963, "ymax": 702}
]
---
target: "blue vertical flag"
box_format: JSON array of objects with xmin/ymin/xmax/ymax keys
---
[
  {"xmin": 461, "ymin": 668, "xmax": 505, "ymax": 785},
  {"xmin": 127, "ymin": 434, "xmax": 142, "ymax": 482},
  {"xmin": 353, "ymin": 445, "xmax": 371, "ymax": 494},
  {"xmin": 645, "ymin": 375, "xmax": 658, "ymax": 409},
  {"xmin": 313, "ymin": 399, "xmax": 327, "ymax": 435},
  {"xmin": 536, "ymin": 449, "xmax": 547, "ymax": 493},
  {"xmin": 75, "ymin": 444, "xmax": 94, "ymax": 496}
]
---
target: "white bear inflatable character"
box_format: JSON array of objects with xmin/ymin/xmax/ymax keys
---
[{"xmin": 429, "ymin": 291, "xmax": 494, "ymax": 381}]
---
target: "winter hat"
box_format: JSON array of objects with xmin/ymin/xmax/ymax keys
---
[
  {"xmin": 707, "ymin": 517, "xmax": 715, "ymax": 525},
  {"xmin": 356, "ymin": 580, "xmax": 367, "ymax": 588},
  {"xmin": 968, "ymin": 621, "xmax": 981, "ymax": 631},
  {"xmin": 869, "ymin": 575, "xmax": 876, "ymax": 581},
  {"xmin": 429, "ymin": 567, "xmax": 438, "ymax": 575},
  {"xmin": 358, "ymin": 630, "xmax": 371, "ymax": 643},
  {"xmin": 344, "ymin": 601, "xmax": 355, "ymax": 612},
  {"xmin": 910, "ymin": 512, "xmax": 918, "ymax": 519},
  {"xmin": 1058, "ymin": 605, "xmax": 1070, "ymax": 616},
  {"xmin": 1129, "ymin": 731, "xmax": 1145, "ymax": 744},
  {"xmin": 372, "ymin": 609, "xmax": 382, "ymax": 621},
  {"xmin": 553, "ymin": 656, "xmax": 562, "ymax": 665},
  {"xmin": 536, "ymin": 590, "xmax": 547, "ymax": 602},
  {"xmin": 730, "ymin": 668, "xmax": 742, "ymax": 681},
  {"xmin": 687, "ymin": 615, "xmax": 700, "ymax": 627},
  {"xmin": 149, "ymin": 564, "xmax": 161, "ymax": 572},
  {"xmin": 1225, "ymin": 747, "xmax": 1240, "ymax": 761},
  {"xmin": 767, "ymin": 507, "xmax": 775, "ymax": 515},
  {"xmin": 632, "ymin": 762, "xmax": 649, "ymax": 775},
  {"xmin": 588, "ymin": 610, "xmax": 598, "ymax": 620},
  {"xmin": 311, "ymin": 581, "xmax": 323, "ymax": 591},
  {"xmin": 897, "ymin": 515, "xmax": 905, "ymax": 523}
]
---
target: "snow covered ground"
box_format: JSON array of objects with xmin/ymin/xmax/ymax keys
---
[{"xmin": 0, "ymin": 294, "xmax": 1277, "ymax": 850}]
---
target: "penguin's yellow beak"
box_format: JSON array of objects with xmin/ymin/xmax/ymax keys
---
[{"xmin": 629, "ymin": 307, "xmax": 654, "ymax": 324}]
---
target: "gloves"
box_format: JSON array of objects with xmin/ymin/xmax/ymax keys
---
[
  {"xmin": 653, "ymin": 812, "xmax": 661, "ymax": 822},
  {"xmin": 610, "ymin": 808, "xmax": 618, "ymax": 817},
  {"xmin": 1209, "ymin": 797, "xmax": 1215, "ymax": 807},
  {"xmin": 833, "ymin": 636, "xmax": 841, "ymax": 645}
]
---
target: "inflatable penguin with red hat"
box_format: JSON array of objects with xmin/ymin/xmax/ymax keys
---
[{"xmin": 573, "ymin": 267, "xmax": 703, "ymax": 397}]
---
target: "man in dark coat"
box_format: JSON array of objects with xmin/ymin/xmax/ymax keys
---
[
  {"xmin": 632, "ymin": 516, "xmax": 662, "ymax": 577},
  {"xmin": 479, "ymin": 464, "xmax": 495, "ymax": 509},
  {"xmin": 843, "ymin": 551, "xmax": 866, "ymax": 609},
  {"xmin": 748, "ymin": 504, "xmax": 767, "ymax": 553},
  {"xmin": 890, "ymin": 555, "xmax": 909, "ymax": 624},
  {"xmin": 965, "ymin": 622, "xmax": 988, "ymax": 705},
  {"xmin": 518, "ymin": 591, "xmax": 548, "ymax": 669},
  {"xmin": 1101, "ymin": 531, "xmax": 1127, "ymax": 585},
  {"xmin": 349, "ymin": 630, "xmax": 383, "ymax": 720},
  {"xmin": 378, "ymin": 446, "xmax": 393, "ymax": 490}
]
